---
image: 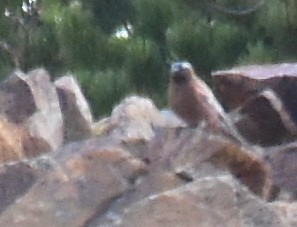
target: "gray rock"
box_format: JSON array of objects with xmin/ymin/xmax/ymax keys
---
[
  {"xmin": 231, "ymin": 89, "xmax": 297, "ymax": 146},
  {"xmin": 55, "ymin": 75, "xmax": 93, "ymax": 143},
  {"xmin": 212, "ymin": 63, "xmax": 297, "ymax": 124},
  {"xmin": 0, "ymin": 69, "xmax": 63, "ymax": 155}
]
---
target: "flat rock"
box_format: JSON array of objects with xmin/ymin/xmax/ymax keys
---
[
  {"xmin": 0, "ymin": 137, "xmax": 146, "ymax": 227},
  {"xmin": 231, "ymin": 89, "xmax": 297, "ymax": 146},
  {"xmin": 96, "ymin": 175, "xmax": 284, "ymax": 227},
  {"xmin": 212, "ymin": 63, "xmax": 297, "ymax": 123},
  {"xmin": 55, "ymin": 76, "xmax": 93, "ymax": 143}
]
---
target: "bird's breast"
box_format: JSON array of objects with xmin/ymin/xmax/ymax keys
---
[{"xmin": 169, "ymin": 82, "xmax": 204, "ymax": 126}]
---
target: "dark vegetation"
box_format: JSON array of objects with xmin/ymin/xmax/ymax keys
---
[{"xmin": 1, "ymin": 0, "xmax": 297, "ymax": 117}]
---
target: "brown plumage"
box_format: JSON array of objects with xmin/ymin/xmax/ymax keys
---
[
  {"xmin": 168, "ymin": 62, "xmax": 247, "ymax": 144},
  {"xmin": 169, "ymin": 62, "xmax": 225, "ymax": 130}
]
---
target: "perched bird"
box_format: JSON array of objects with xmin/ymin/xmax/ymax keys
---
[
  {"xmin": 168, "ymin": 61, "xmax": 246, "ymax": 143},
  {"xmin": 169, "ymin": 61, "xmax": 224, "ymax": 129}
]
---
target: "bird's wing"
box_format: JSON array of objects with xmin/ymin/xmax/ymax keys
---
[{"xmin": 190, "ymin": 79, "xmax": 225, "ymax": 129}]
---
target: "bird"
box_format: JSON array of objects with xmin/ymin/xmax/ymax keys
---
[
  {"xmin": 169, "ymin": 61, "xmax": 224, "ymax": 129},
  {"xmin": 168, "ymin": 61, "xmax": 246, "ymax": 143}
]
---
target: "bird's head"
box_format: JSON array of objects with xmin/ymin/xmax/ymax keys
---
[{"xmin": 170, "ymin": 61, "xmax": 195, "ymax": 85}]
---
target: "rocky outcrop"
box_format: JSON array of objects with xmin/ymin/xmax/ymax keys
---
[
  {"xmin": 105, "ymin": 176, "xmax": 284, "ymax": 227},
  {"xmin": 0, "ymin": 66, "xmax": 297, "ymax": 226},
  {"xmin": 55, "ymin": 76, "xmax": 93, "ymax": 143},
  {"xmin": 0, "ymin": 69, "xmax": 63, "ymax": 161},
  {"xmin": 0, "ymin": 71, "xmax": 98, "ymax": 162},
  {"xmin": 212, "ymin": 63, "xmax": 297, "ymax": 124},
  {"xmin": 0, "ymin": 138, "xmax": 146, "ymax": 227}
]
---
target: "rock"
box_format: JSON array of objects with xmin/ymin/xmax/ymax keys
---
[
  {"xmin": 93, "ymin": 96, "xmax": 183, "ymax": 141},
  {"xmin": 231, "ymin": 89, "xmax": 297, "ymax": 146},
  {"xmin": 95, "ymin": 175, "xmax": 284, "ymax": 227},
  {"xmin": 0, "ymin": 138, "xmax": 146, "ymax": 227},
  {"xmin": 55, "ymin": 75, "xmax": 93, "ymax": 143},
  {"xmin": 0, "ymin": 117, "xmax": 23, "ymax": 162},
  {"xmin": 0, "ymin": 69, "xmax": 63, "ymax": 156},
  {"xmin": 89, "ymin": 127, "xmax": 269, "ymax": 226},
  {"xmin": 1, "ymin": 88, "xmax": 296, "ymax": 227},
  {"xmin": 272, "ymin": 201, "xmax": 297, "ymax": 226},
  {"xmin": 160, "ymin": 109, "xmax": 186, "ymax": 128},
  {"xmin": 103, "ymin": 96, "xmax": 165, "ymax": 141},
  {"xmin": 264, "ymin": 142, "xmax": 297, "ymax": 200},
  {"xmin": 0, "ymin": 162, "xmax": 40, "ymax": 214},
  {"xmin": 212, "ymin": 63, "xmax": 297, "ymax": 124},
  {"xmin": 146, "ymin": 128, "xmax": 267, "ymax": 197}
]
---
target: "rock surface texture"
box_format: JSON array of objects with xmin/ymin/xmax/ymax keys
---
[
  {"xmin": 0, "ymin": 66, "xmax": 296, "ymax": 226},
  {"xmin": 213, "ymin": 63, "xmax": 297, "ymax": 122},
  {"xmin": 55, "ymin": 75, "xmax": 93, "ymax": 143}
]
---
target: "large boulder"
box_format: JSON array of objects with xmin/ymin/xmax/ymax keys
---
[
  {"xmin": 90, "ymin": 127, "xmax": 273, "ymax": 226},
  {"xmin": 55, "ymin": 75, "xmax": 93, "ymax": 143},
  {"xmin": 145, "ymin": 128, "xmax": 267, "ymax": 197},
  {"xmin": 231, "ymin": 89, "xmax": 297, "ymax": 146},
  {"xmin": 92, "ymin": 96, "xmax": 186, "ymax": 160},
  {"xmin": 212, "ymin": 63, "xmax": 297, "ymax": 124},
  {"xmin": 0, "ymin": 69, "xmax": 63, "ymax": 157},
  {"xmin": 0, "ymin": 137, "xmax": 146, "ymax": 227},
  {"xmin": 101, "ymin": 176, "xmax": 284, "ymax": 227},
  {"xmin": 0, "ymin": 78, "xmax": 296, "ymax": 227}
]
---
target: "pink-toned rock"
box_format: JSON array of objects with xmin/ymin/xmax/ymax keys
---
[
  {"xmin": 90, "ymin": 126, "xmax": 270, "ymax": 226},
  {"xmin": 0, "ymin": 69, "xmax": 63, "ymax": 155},
  {"xmin": 146, "ymin": 128, "xmax": 267, "ymax": 196},
  {"xmin": 95, "ymin": 175, "xmax": 284, "ymax": 227},
  {"xmin": 264, "ymin": 142, "xmax": 297, "ymax": 200},
  {"xmin": 0, "ymin": 91, "xmax": 294, "ymax": 226},
  {"xmin": 231, "ymin": 89, "xmax": 297, "ymax": 146},
  {"xmin": 272, "ymin": 201, "xmax": 297, "ymax": 226},
  {"xmin": 55, "ymin": 76, "xmax": 93, "ymax": 143},
  {"xmin": 0, "ymin": 117, "xmax": 23, "ymax": 162},
  {"xmin": 212, "ymin": 63, "xmax": 297, "ymax": 123},
  {"xmin": 93, "ymin": 96, "xmax": 184, "ymax": 142},
  {"xmin": 0, "ymin": 137, "xmax": 146, "ymax": 227},
  {"xmin": 0, "ymin": 162, "xmax": 40, "ymax": 214}
]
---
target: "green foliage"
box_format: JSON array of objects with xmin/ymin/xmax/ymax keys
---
[
  {"xmin": 211, "ymin": 22, "xmax": 247, "ymax": 69},
  {"xmin": 167, "ymin": 20, "xmax": 213, "ymax": 74},
  {"xmin": 1, "ymin": 0, "xmax": 297, "ymax": 117},
  {"xmin": 52, "ymin": 3, "xmax": 105, "ymax": 70},
  {"xmin": 238, "ymin": 41, "xmax": 278, "ymax": 65},
  {"xmin": 168, "ymin": 20, "xmax": 246, "ymax": 74},
  {"xmin": 75, "ymin": 70, "xmax": 131, "ymax": 117},
  {"xmin": 134, "ymin": 0, "xmax": 174, "ymax": 44},
  {"xmin": 125, "ymin": 39, "xmax": 166, "ymax": 94},
  {"xmin": 84, "ymin": 0, "xmax": 135, "ymax": 34}
]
